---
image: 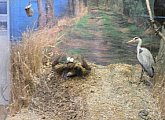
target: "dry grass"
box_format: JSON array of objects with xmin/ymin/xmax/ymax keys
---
[
  {"xmin": 10, "ymin": 28, "xmax": 56, "ymax": 114},
  {"xmin": 10, "ymin": 6, "xmax": 88, "ymax": 115}
]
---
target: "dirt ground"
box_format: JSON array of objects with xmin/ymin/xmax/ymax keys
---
[{"xmin": 7, "ymin": 63, "xmax": 162, "ymax": 120}]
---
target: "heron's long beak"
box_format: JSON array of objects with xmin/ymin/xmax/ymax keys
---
[{"xmin": 127, "ymin": 39, "xmax": 134, "ymax": 44}]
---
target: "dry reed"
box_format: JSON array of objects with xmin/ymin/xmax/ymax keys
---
[{"xmin": 10, "ymin": 28, "xmax": 57, "ymax": 114}]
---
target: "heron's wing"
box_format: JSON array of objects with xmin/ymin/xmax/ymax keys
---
[
  {"xmin": 137, "ymin": 48, "xmax": 155, "ymax": 77},
  {"xmin": 138, "ymin": 48, "xmax": 154, "ymax": 68}
]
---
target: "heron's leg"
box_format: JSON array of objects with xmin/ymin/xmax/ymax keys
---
[
  {"xmin": 138, "ymin": 68, "xmax": 144, "ymax": 85},
  {"xmin": 140, "ymin": 68, "xmax": 144, "ymax": 82}
]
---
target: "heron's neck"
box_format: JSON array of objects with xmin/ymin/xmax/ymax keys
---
[{"xmin": 137, "ymin": 39, "xmax": 142, "ymax": 53}]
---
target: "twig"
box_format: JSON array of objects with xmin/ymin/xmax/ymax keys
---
[{"xmin": 145, "ymin": 0, "xmax": 165, "ymax": 41}]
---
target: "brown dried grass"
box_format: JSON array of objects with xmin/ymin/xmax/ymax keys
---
[
  {"xmin": 10, "ymin": 6, "xmax": 88, "ymax": 115},
  {"xmin": 10, "ymin": 28, "xmax": 56, "ymax": 114}
]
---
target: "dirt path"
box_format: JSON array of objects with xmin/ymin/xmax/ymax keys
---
[{"xmin": 58, "ymin": 10, "xmax": 134, "ymax": 65}]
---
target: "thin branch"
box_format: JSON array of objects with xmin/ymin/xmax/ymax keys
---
[
  {"xmin": 145, "ymin": 0, "xmax": 165, "ymax": 41},
  {"xmin": 145, "ymin": 0, "xmax": 153, "ymax": 20}
]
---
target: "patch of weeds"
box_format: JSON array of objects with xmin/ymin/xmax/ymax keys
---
[
  {"xmin": 99, "ymin": 11, "xmax": 148, "ymax": 43},
  {"xmin": 100, "ymin": 12, "xmax": 125, "ymax": 40},
  {"xmin": 70, "ymin": 15, "xmax": 96, "ymax": 40},
  {"xmin": 75, "ymin": 15, "xmax": 89, "ymax": 28},
  {"xmin": 128, "ymin": 25, "xmax": 143, "ymax": 35}
]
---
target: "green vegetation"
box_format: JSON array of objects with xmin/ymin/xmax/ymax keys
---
[
  {"xmin": 100, "ymin": 11, "xmax": 142, "ymax": 40},
  {"xmin": 98, "ymin": 10, "xmax": 158, "ymax": 47},
  {"xmin": 75, "ymin": 15, "xmax": 89, "ymax": 28},
  {"xmin": 70, "ymin": 15, "xmax": 95, "ymax": 39},
  {"xmin": 101, "ymin": 13, "xmax": 124, "ymax": 39}
]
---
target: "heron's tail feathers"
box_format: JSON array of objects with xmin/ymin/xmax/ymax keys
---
[{"xmin": 147, "ymin": 67, "xmax": 154, "ymax": 78}]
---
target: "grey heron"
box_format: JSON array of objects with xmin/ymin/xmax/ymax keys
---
[{"xmin": 127, "ymin": 37, "xmax": 155, "ymax": 80}]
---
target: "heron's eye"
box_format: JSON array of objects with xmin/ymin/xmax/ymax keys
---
[{"xmin": 134, "ymin": 37, "xmax": 139, "ymax": 40}]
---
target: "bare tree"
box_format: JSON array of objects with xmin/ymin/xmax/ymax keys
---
[
  {"xmin": 46, "ymin": 0, "xmax": 55, "ymax": 27},
  {"xmin": 68, "ymin": 0, "xmax": 81, "ymax": 16},
  {"xmin": 83, "ymin": 0, "xmax": 88, "ymax": 7},
  {"xmin": 37, "ymin": 0, "xmax": 46, "ymax": 28},
  {"xmin": 68, "ymin": 0, "xmax": 73, "ymax": 16},
  {"xmin": 74, "ymin": 0, "xmax": 80, "ymax": 16},
  {"xmin": 105, "ymin": 0, "xmax": 109, "ymax": 9},
  {"xmin": 123, "ymin": 0, "xmax": 130, "ymax": 17},
  {"xmin": 145, "ymin": 0, "xmax": 165, "ymax": 118},
  {"xmin": 72, "ymin": 0, "xmax": 75, "ymax": 16},
  {"xmin": 96, "ymin": 0, "xmax": 99, "ymax": 7}
]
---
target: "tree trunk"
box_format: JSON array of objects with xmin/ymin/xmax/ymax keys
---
[
  {"xmin": 154, "ymin": 29, "xmax": 165, "ymax": 119},
  {"xmin": 46, "ymin": 0, "xmax": 55, "ymax": 27},
  {"xmin": 96, "ymin": 0, "xmax": 99, "ymax": 7},
  {"xmin": 70, "ymin": 0, "xmax": 80, "ymax": 16},
  {"xmin": 68, "ymin": 0, "xmax": 73, "ymax": 16},
  {"xmin": 72, "ymin": 0, "xmax": 75, "ymax": 16},
  {"xmin": 109, "ymin": 0, "xmax": 115, "ymax": 7},
  {"xmin": 145, "ymin": 0, "xmax": 165, "ymax": 118},
  {"xmin": 123, "ymin": 0, "xmax": 130, "ymax": 17},
  {"xmin": 74, "ymin": 0, "xmax": 80, "ymax": 16},
  {"xmin": 83, "ymin": 0, "xmax": 87, "ymax": 7},
  {"xmin": 37, "ymin": 0, "xmax": 46, "ymax": 28},
  {"xmin": 105, "ymin": 0, "xmax": 109, "ymax": 9}
]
